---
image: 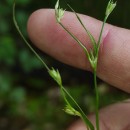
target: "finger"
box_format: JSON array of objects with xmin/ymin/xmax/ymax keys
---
[
  {"xmin": 67, "ymin": 100, "xmax": 130, "ymax": 130},
  {"xmin": 27, "ymin": 9, "xmax": 130, "ymax": 93}
]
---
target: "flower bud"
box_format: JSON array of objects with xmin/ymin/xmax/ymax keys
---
[
  {"xmin": 49, "ymin": 68, "xmax": 62, "ymax": 85},
  {"xmin": 55, "ymin": 0, "xmax": 65, "ymax": 23},
  {"xmin": 106, "ymin": 0, "xmax": 116, "ymax": 18},
  {"xmin": 64, "ymin": 105, "xmax": 81, "ymax": 116}
]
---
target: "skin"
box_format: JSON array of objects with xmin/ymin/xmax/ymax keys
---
[{"xmin": 27, "ymin": 9, "xmax": 130, "ymax": 130}]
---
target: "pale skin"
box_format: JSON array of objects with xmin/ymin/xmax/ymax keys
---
[{"xmin": 27, "ymin": 9, "xmax": 130, "ymax": 130}]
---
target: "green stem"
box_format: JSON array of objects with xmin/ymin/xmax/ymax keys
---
[
  {"xmin": 97, "ymin": 16, "xmax": 107, "ymax": 55},
  {"xmin": 93, "ymin": 68, "xmax": 99, "ymax": 130},
  {"xmin": 62, "ymin": 87, "xmax": 94, "ymax": 130},
  {"xmin": 59, "ymin": 22, "xmax": 90, "ymax": 59},
  {"xmin": 13, "ymin": 2, "xmax": 50, "ymax": 71}
]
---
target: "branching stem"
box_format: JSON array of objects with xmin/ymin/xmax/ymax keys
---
[{"xmin": 13, "ymin": 1, "xmax": 116, "ymax": 130}]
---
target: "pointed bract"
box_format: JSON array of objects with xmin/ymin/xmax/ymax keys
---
[
  {"xmin": 49, "ymin": 68, "xmax": 62, "ymax": 86},
  {"xmin": 55, "ymin": 0, "xmax": 65, "ymax": 23},
  {"xmin": 64, "ymin": 105, "xmax": 81, "ymax": 116},
  {"xmin": 106, "ymin": 0, "xmax": 116, "ymax": 18}
]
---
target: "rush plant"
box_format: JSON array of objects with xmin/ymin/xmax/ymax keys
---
[
  {"xmin": 13, "ymin": 0, "xmax": 116, "ymax": 130},
  {"xmin": 55, "ymin": 0, "xmax": 116, "ymax": 130}
]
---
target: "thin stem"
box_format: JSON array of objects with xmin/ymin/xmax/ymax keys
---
[
  {"xmin": 59, "ymin": 22, "xmax": 90, "ymax": 59},
  {"xmin": 97, "ymin": 16, "xmax": 107, "ymax": 55},
  {"xmin": 94, "ymin": 19, "xmax": 108, "ymax": 130},
  {"xmin": 62, "ymin": 87, "xmax": 94, "ymax": 130},
  {"xmin": 93, "ymin": 68, "xmax": 99, "ymax": 130},
  {"xmin": 67, "ymin": 4, "xmax": 97, "ymax": 53},
  {"xmin": 13, "ymin": 2, "xmax": 50, "ymax": 71},
  {"xmin": 58, "ymin": 22, "xmax": 94, "ymax": 130},
  {"xmin": 60, "ymin": 85, "xmax": 71, "ymax": 107}
]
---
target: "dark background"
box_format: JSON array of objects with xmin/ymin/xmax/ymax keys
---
[{"xmin": 0, "ymin": 0, "xmax": 130, "ymax": 130}]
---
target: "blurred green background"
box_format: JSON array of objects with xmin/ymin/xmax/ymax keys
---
[{"xmin": 0, "ymin": 0, "xmax": 130, "ymax": 130}]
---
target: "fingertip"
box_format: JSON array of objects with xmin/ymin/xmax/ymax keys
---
[
  {"xmin": 27, "ymin": 9, "xmax": 92, "ymax": 70},
  {"xmin": 27, "ymin": 9, "xmax": 54, "ymax": 46},
  {"xmin": 27, "ymin": 9, "xmax": 130, "ymax": 93}
]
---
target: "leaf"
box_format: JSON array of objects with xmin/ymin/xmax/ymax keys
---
[{"xmin": 68, "ymin": 4, "xmax": 97, "ymax": 53}]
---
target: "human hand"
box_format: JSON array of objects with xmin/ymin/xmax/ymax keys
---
[{"xmin": 27, "ymin": 9, "xmax": 130, "ymax": 130}]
